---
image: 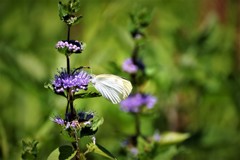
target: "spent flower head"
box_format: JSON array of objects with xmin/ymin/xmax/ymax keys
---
[
  {"xmin": 120, "ymin": 93, "xmax": 157, "ymax": 113},
  {"xmin": 78, "ymin": 111, "xmax": 94, "ymax": 122},
  {"xmin": 52, "ymin": 68, "xmax": 90, "ymax": 93}
]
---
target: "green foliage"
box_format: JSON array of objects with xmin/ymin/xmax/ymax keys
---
[
  {"xmin": 74, "ymin": 92, "xmax": 102, "ymax": 99},
  {"xmin": 80, "ymin": 116, "xmax": 104, "ymax": 138},
  {"xmin": 58, "ymin": 0, "xmax": 83, "ymax": 25},
  {"xmin": 21, "ymin": 140, "xmax": 38, "ymax": 160},
  {"xmin": 157, "ymin": 132, "xmax": 190, "ymax": 145},
  {"xmin": 47, "ymin": 145, "xmax": 76, "ymax": 160},
  {"xmin": 86, "ymin": 143, "xmax": 117, "ymax": 160},
  {"xmin": 1, "ymin": 0, "xmax": 240, "ymax": 159}
]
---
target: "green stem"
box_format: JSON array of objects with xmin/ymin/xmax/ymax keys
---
[{"xmin": 72, "ymin": 129, "xmax": 81, "ymax": 160}]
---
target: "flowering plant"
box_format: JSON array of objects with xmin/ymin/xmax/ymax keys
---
[
  {"xmin": 118, "ymin": 9, "xmax": 189, "ymax": 159},
  {"xmin": 45, "ymin": 0, "xmax": 132, "ymax": 159}
]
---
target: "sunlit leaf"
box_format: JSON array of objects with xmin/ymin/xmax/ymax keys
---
[
  {"xmin": 86, "ymin": 143, "xmax": 117, "ymax": 160},
  {"xmin": 157, "ymin": 132, "xmax": 190, "ymax": 145}
]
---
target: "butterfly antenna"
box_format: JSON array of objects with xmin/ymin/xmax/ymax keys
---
[{"xmin": 72, "ymin": 66, "xmax": 91, "ymax": 74}]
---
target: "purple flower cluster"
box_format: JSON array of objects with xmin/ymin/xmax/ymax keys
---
[
  {"xmin": 120, "ymin": 93, "xmax": 157, "ymax": 113},
  {"xmin": 52, "ymin": 116, "xmax": 65, "ymax": 125},
  {"xmin": 52, "ymin": 117, "xmax": 80, "ymax": 129},
  {"xmin": 122, "ymin": 58, "xmax": 138, "ymax": 74},
  {"xmin": 52, "ymin": 68, "xmax": 90, "ymax": 93},
  {"xmin": 51, "ymin": 112, "xmax": 95, "ymax": 130},
  {"xmin": 55, "ymin": 40, "xmax": 84, "ymax": 54}
]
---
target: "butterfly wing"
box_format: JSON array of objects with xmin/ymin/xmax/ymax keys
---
[{"xmin": 91, "ymin": 74, "xmax": 132, "ymax": 104}]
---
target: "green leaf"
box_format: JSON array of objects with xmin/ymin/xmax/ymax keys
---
[
  {"xmin": 72, "ymin": 15, "xmax": 83, "ymax": 25},
  {"xmin": 58, "ymin": 2, "xmax": 68, "ymax": 21},
  {"xmin": 0, "ymin": 120, "xmax": 8, "ymax": 160},
  {"xmin": 158, "ymin": 132, "xmax": 190, "ymax": 145},
  {"xmin": 86, "ymin": 143, "xmax": 117, "ymax": 160},
  {"xmin": 80, "ymin": 115, "xmax": 103, "ymax": 137},
  {"xmin": 21, "ymin": 140, "xmax": 38, "ymax": 160},
  {"xmin": 80, "ymin": 126, "xmax": 98, "ymax": 138},
  {"xmin": 153, "ymin": 145, "xmax": 179, "ymax": 160},
  {"xmin": 58, "ymin": 0, "xmax": 82, "ymax": 25},
  {"xmin": 47, "ymin": 145, "xmax": 76, "ymax": 160},
  {"xmin": 61, "ymin": 130, "xmax": 76, "ymax": 142},
  {"xmin": 44, "ymin": 82, "xmax": 66, "ymax": 97},
  {"xmin": 74, "ymin": 92, "xmax": 101, "ymax": 99},
  {"xmin": 44, "ymin": 82, "xmax": 53, "ymax": 90},
  {"xmin": 56, "ymin": 47, "xmax": 69, "ymax": 55},
  {"xmin": 91, "ymin": 117, "xmax": 104, "ymax": 131},
  {"xmin": 137, "ymin": 136, "xmax": 153, "ymax": 153},
  {"xmin": 70, "ymin": 0, "xmax": 81, "ymax": 13}
]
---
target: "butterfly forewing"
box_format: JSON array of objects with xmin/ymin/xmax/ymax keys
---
[
  {"xmin": 91, "ymin": 74, "xmax": 132, "ymax": 104},
  {"xmin": 95, "ymin": 83, "xmax": 121, "ymax": 104}
]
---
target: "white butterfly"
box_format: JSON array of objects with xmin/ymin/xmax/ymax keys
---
[{"xmin": 90, "ymin": 74, "xmax": 132, "ymax": 104}]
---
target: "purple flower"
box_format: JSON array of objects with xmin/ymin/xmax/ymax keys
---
[
  {"xmin": 70, "ymin": 120, "xmax": 79, "ymax": 128},
  {"xmin": 153, "ymin": 131, "xmax": 161, "ymax": 142},
  {"xmin": 52, "ymin": 68, "xmax": 91, "ymax": 93},
  {"xmin": 120, "ymin": 93, "xmax": 157, "ymax": 113},
  {"xmin": 122, "ymin": 58, "xmax": 138, "ymax": 73},
  {"xmin": 52, "ymin": 117, "xmax": 65, "ymax": 126},
  {"xmin": 129, "ymin": 147, "xmax": 138, "ymax": 156},
  {"xmin": 52, "ymin": 117, "xmax": 80, "ymax": 129},
  {"xmin": 145, "ymin": 94, "xmax": 157, "ymax": 108},
  {"xmin": 55, "ymin": 40, "xmax": 84, "ymax": 54}
]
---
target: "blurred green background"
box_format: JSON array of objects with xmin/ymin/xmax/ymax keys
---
[{"xmin": 1, "ymin": 0, "xmax": 240, "ymax": 159}]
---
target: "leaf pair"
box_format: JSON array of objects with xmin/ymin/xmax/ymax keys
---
[
  {"xmin": 58, "ymin": 0, "xmax": 83, "ymax": 25},
  {"xmin": 47, "ymin": 143, "xmax": 116, "ymax": 160}
]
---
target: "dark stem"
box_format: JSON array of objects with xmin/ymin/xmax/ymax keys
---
[
  {"xmin": 66, "ymin": 25, "xmax": 71, "ymax": 74},
  {"xmin": 134, "ymin": 113, "xmax": 141, "ymax": 137},
  {"xmin": 65, "ymin": 24, "xmax": 81, "ymax": 159},
  {"xmin": 66, "ymin": 55, "xmax": 70, "ymax": 74},
  {"xmin": 69, "ymin": 97, "xmax": 76, "ymax": 117},
  {"xmin": 131, "ymin": 35, "xmax": 142, "ymax": 144},
  {"xmin": 65, "ymin": 101, "xmax": 70, "ymax": 115},
  {"xmin": 130, "ymin": 44, "xmax": 139, "ymax": 86},
  {"xmin": 131, "ymin": 44, "xmax": 139, "ymax": 65},
  {"xmin": 67, "ymin": 25, "xmax": 71, "ymax": 41}
]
